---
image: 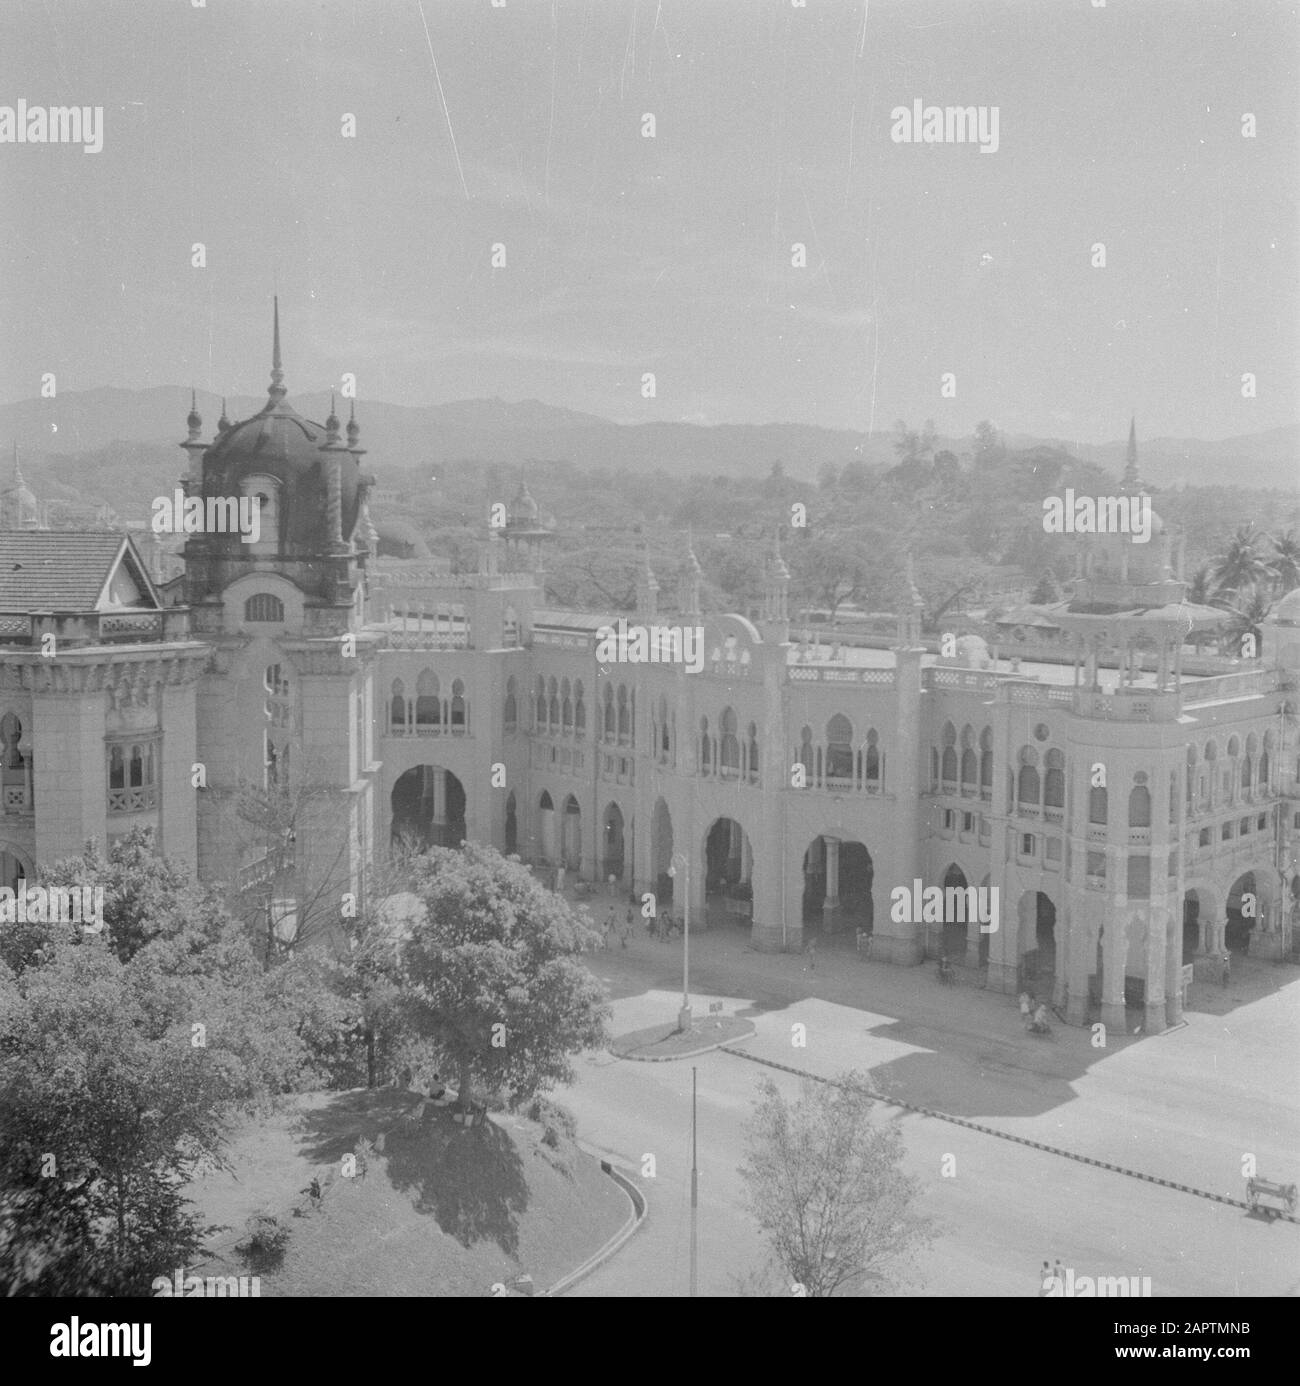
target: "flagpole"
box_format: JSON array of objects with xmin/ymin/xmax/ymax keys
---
[{"xmin": 690, "ymin": 1065, "xmax": 698, "ymax": 1297}]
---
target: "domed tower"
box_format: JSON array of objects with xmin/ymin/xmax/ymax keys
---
[
  {"xmin": 502, "ymin": 475, "xmax": 554, "ymax": 571},
  {"xmin": 1, "ymin": 444, "xmax": 40, "ymax": 529},
  {"xmin": 183, "ymin": 299, "xmax": 374, "ymax": 627},
  {"xmin": 186, "ymin": 300, "xmax": 379, "ymax": 916}
]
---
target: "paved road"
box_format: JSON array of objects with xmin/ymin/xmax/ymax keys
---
[{"xmin": 555, "ymin": 926, "xmax": 1300, "ymax": 1296}]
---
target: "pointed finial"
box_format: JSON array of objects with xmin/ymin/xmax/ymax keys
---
[
  {"xmin": 12, "ymin": 440, "xmax": 22, "ymax": 486},
  {"xmin": 218, "ymin": 397, "xmax": 230, "ymax": 433},
  {"xmin": 346, "ymin": 398, "xmax": 359, "ymax": 446},
  {"xmin": 1124, "ymin": 415, "xmax": 1138, "ymax": 486},
  {"xmin": 268, "ymin": 296, "xmax": 286, "ymax": 402},
  {"xmin": 326, "ymin": 391, "xmax": 340, "ymax": 432},
  {"xmin": 186, "ymin": 388, "xmax": 202, "ymax": 439}
]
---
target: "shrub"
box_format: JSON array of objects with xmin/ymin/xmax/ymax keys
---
[{"xmin": 239, "ymin": 1211, "xmax": 291, "ymax": 1272}]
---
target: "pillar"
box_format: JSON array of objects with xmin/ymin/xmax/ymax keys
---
[
  {"xmin": 822, "ymin": 835, "xmax": 842, "ymax": 933},
  {"xmin": 1101, "ymin": 848, "xmax": 1128, "ymax": 1032}
]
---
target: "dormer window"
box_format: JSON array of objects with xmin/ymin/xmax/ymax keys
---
[{"xmin": 240, "ymin": 474, "xmax": 280, "ymax": 553}]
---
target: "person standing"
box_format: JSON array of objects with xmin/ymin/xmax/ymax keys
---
[
  {"xmin": 1018, "ymin": 991, "xmax": 1031, "ymax": 1021},
  {"xmin": 1038, "ymin": 1261, "xmax": 1055, "ymax": 1296},
  {"xmin": 805, "ymin": 937, "xmax": 817, "ymax": 973}
]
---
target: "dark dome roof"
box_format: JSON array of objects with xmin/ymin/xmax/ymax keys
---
[{"xmin": 374, "ymin": 518, "xmax": 430, "ymax": 559}]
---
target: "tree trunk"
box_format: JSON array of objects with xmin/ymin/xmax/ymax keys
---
[
  {"xmin": 365, "ymin": 1025, "xmax": 376, "ymax": 1088},
  {"xmin": 458, "ymin": 1056, "xmax": 474, "ymax": 1112}
]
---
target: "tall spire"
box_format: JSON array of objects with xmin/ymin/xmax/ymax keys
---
[
  {"xmin": 1123, "ymin": 415, "xmax": 1138, "ymax": 488},
  {"xmin": 11, "ymin": 440, "xmax": 23, "ymax": 486},
  {"xmin": 186, "ymin": 388, "xmax": 202, "ymax": 441},
  {"xmin": 268, "ymin": 295, "xmax": 286, "ymax": 403}
]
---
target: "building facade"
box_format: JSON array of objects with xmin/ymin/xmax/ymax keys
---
[{"xmin": 4, "ymin": 315, "xmax": 1298, "ymax": 1034}]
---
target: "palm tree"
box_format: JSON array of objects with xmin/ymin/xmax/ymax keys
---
[
  {"xmin": 1221, "ymin": 583, "xmax": 1273, "ymax": 659},
  {"xmin": 1209, "ymin": 525, "xmax": 1273, "ymax": 596},
  {"xmin": 1269, "ymin": 528, "xmax": 1300, "ymax": 596},
  {"xmin": 1185, "ymin": 563, "xmax": 1217, "ymax": 607}
]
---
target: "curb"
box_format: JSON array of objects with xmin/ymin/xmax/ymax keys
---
[
  {"xmin": 720, "ymin": 1047, "xmax": 1300, "ymax": 1226},
  {"xmin": 613, "ymin": 1022, "xmax": 756, "ymax": 1063},
  {"xmin": 544, "ymin": 1148, "xmax": 647, "ymax": 1296}
]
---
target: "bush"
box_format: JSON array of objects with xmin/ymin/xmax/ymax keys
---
[
  {"xmin": 525, "ymin": 1096, "xmax": 578, "ymax": 1143},
  {"xmin": 239, "ymin": 1211, "xmax": 291, "ymax": 1272}
]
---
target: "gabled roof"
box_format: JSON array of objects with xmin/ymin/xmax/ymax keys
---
[{"xmin": 0, "ymin": 532, "xmax": 160, "ymax": 612}]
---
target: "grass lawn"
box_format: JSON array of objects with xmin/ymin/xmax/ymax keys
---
[{"xmin": 182, "ymin": 1088, "xmax": 628, "ymax": 1296}]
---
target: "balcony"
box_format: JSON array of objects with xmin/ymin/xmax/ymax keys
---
[{"xmin": 107, "ymin": 785, "xmax": 158, "ymax": 815}]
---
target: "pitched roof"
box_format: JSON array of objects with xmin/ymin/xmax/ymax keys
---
[{"xmin": 0, "ymin": 532, "xmax": 156, "ymax": 612}]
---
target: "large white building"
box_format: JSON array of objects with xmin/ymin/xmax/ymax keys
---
[{"xmin": 3, "ymin": 310, "xmax": 1298, "ymax": 1036}]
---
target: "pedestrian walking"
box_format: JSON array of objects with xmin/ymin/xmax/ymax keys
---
[
  {"xmin": 805, "ymin": 937, "xmax": 817, "ymax": 973},
  {"xmin": 603, "ymin": 907, "xmax": 614, "ymax": 948},
  {"xmin": 621, "ymin": 907, "xmax": 633, "ymax": 948},
  {"xmin": 1018, "ymin": 990, "xmax": 1031, "ymax": 1021}
]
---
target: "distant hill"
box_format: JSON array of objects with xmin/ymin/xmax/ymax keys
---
[{"xmin": 2, "ymin": 388, "xmax": 1295, "ymax": 506}]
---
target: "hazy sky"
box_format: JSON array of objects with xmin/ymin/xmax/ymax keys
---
[{"xmin": 2, "ymin": 0, "xmax": 1296, "ymax": 443}]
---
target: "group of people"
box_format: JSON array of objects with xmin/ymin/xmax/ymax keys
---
[{"xmin": 600, "ymin": 906, "xmax": 633, "ymax": 948}]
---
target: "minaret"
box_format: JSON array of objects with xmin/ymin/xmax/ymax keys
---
[
  {"xmin": 217, "ymin": 398, "xmax": 231, "ymax": 434},
  {"xmin": 180, "ymin": 388, "xmax": 206, "ymax": 490},
  {"xmin": 762, "ymin": 525, "xmax": 790, "ymax": 630},
  {"xmin": 636, "ymin": 546, "xmax": 659, "ymax": 621},
  {"xmin": 1122, "ymin": 415, "xmax": 1139, "ymax": 490},
  {"xmin": 679, "ymin": 530, "xmax": 703, "ymax": 617}
]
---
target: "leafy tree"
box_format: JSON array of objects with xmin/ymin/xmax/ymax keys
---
[
  {"xmin": 0, "ymin": 944, "xmax": 230, "ymax": 1294},
  {"xmin": 739, "ymin": 1071, "xmax": 932, "ymax": 1297},
  {"xmin": 1030, "ymin": 569, "xmax": 1063, "ymax": 604},
  {"xmin": 400, "ymin": 844, "xmax": 610, "ymax": 1111}
]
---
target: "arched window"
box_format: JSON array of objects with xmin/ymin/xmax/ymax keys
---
[
  {"xmin": 535, "ymin": 677, "xmax": 546, "ymax": 728},
  {"xmin": 129, "ymin": 744, "xmax": 144, "ymax": 787},
  {"xmin": 1089, "ymin": 786, "xmax": 1108, "ymax": 824},
  {"xmin": 865, "ymin": 729, "xmax": 881, "ymax": 785},
  {"xmin": 539, "ymin": 790, "xmax": 553, "ymax": 811},
  {"xmin": 747, "ymin": 722, "xmax": 760, "ymax": 782},
  {"xmin": 603, "ymin": 685, "xmax": 615, "ymax": 739},
  {"xmin": 1017, "ymin": 763, "xmax": 1039, "ymax": 805},
  {"xmin": 504, "ymin": 676, "xmax": 517, "ymax": 733},
  {"xmin": 1128, "ymin": 782, "xmax": 1151, "ymax": 828},
  {"xmin": 617, "ymin": 685, "xmax": 630, "ymax": 743},
  {"xmin": 109, "ymin": 744, "xmax": 125, "ymax": 789},
  {"xmin": 450, "ymin": 679, "xmax": 466, "ymax": 731},
  {"xmin": 657, "ymin": 694, "xmax": 670, "ymax": 758},
  {"xmin": 1240, "ymin": 756, "xmax": 1252, "ymax": 789},
  {"xmin": 1044, "ymin": 749, "xmax": 1065, "ymax": 808},
  {"xmin": 826, "ymin": 714, "xmax": 853, "ymax": 780},
  {"xmin": 941, "ymin": 723, "xmax": 957, "ymax": 784},
  {"xmin": 416, "ymin": 670, "xmax": 440, "ymax": 728},
  {"xmin": 245, "ymin": 593, "xmax": 284, "ymax": 622},
  {"xmin": 700, "ymin": 716, "xmax": 712, "ymax": 774},
  {"xmin": 561, "ymin": 678, "xmax": 573, "ymax": 733},
  {"xmin": 720, "ymin": 707, "xmax": 740, "ymax": 776},
  {"xmin": 574, "ymin": 680, "xmax": 586, "ymax": 735},
  {"xmin": 960, "ymin": 747, "xmax": 977, "ymax": 790},
  {"xmin": 979, "ymin": 727, "xmax": 993, "ymax": 790},
  {"xmin": 800, "ymin": 726, "xmax": 814, "ymax": 776},
  {"xmin": 1259, "ymin": 749, "xmax": 1270, "ymax": 787},
  {"xmin": 548, "ymin": 677, "xmax": 559, "ymax": 732}
]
